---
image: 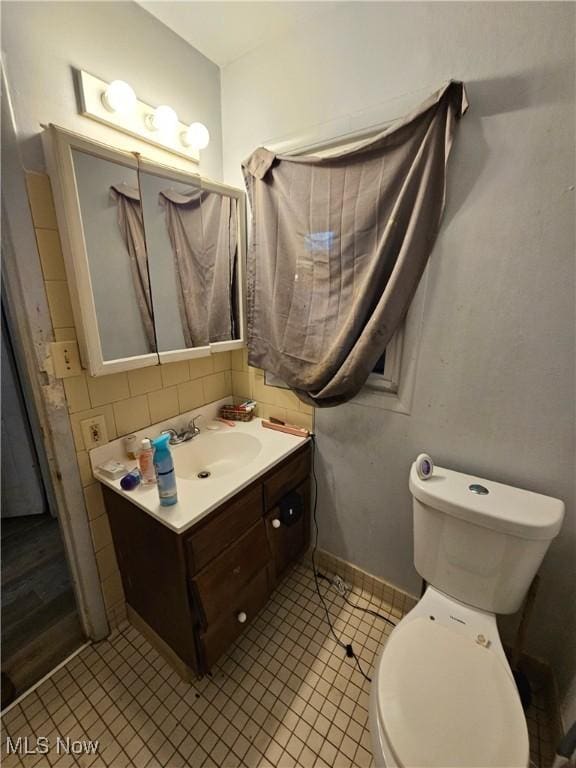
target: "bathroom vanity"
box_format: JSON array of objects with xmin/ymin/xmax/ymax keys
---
[{"xmin": 98, "ymin": 420, "xmax": 311, "ymax": 678}]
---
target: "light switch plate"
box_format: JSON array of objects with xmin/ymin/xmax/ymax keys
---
[
  {"xmin": 80, "ymin": 416, "xmax": 108, "ymax": 449},
  {"xmin": 51, "ymin": 340, "xmax": 82, "ymax": 378}
]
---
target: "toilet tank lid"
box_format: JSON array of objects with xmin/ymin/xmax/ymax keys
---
[{"xmin": 409, "ymin": 464, "xmax": 564, "ymax": 541}]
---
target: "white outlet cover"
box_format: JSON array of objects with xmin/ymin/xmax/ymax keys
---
[
  {"xmin": 80, "ymin": 415, "xmax": 108, "ymax": 449},
  {"xmin": 51, "ymin": 340, "xmax": 82, "ymax": 378}
]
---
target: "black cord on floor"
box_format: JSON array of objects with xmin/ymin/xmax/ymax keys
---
[
  {"xmin": 315, "ymin": 571, "xmax": 397, "ymax": 629},
  {"xmin": 309, "ymin": 434, "xmax": 373, "ymax": 684}
]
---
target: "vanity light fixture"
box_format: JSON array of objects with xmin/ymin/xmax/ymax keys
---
[
  {"xmin": 181, "ymin": 122, "xmax": 210, "ymax": 150},
  {"xmin": 101, "ymin": 80, "xmax": 137, "ymax": 114},
  {"xmin": 78, "ymin": 70, "xmax": 203, "ymax": 163},
  {"xmin": 146, "ymin": 105, "xmax": 179, "ymax": 133}
]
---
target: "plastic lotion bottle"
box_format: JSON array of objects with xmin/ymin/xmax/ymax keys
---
[
  {"xmin": 138, "ymin": 438, "xmax": 156, "ymax": 485},
  {"xmin": 151, "ymin": 433, "xmax": 178, "ymax": 506}
]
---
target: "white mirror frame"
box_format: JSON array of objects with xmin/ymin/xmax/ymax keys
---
[
  {"xmin": 137, "ymin": 158, "xmax": 246, "ymax": 364},
  {"xmin": 43, "ymin": 125, "xmax": 246, "ymax": 375},
  {"xmin": 43, "ymin": 125, "xmax": 159, "ymax": 376}
]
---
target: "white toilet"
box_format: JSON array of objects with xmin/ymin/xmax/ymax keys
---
[{"xmin": 369, "ymin": 462, "xmax": 564, "ymax": 768}]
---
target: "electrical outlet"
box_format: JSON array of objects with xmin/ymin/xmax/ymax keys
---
[
  {"xmin": 51, "ymin": 340, "xmax": 82, "ymax": 378},
  {"xmin": 80, "ymin": 416, "xmax": 108, "ymax": 449}
]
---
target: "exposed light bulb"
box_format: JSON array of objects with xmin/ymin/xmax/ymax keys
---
[
  {"xmin": 101, "ymin": 80, "xmax": 136, "ymax": 114},
  {"xmin": 146, "ymin": 105, "xmax": 178, "ymax": 133},
  {"xmin": 181, "ymin": 122, "xmax": 210, "ymax": 150}
]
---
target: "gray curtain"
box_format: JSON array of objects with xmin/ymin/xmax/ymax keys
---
[
  {"xmin": 242, "ymin": 80, "xmax": 468, "ymax": 407},
  {"xmin": 110, "ymin": 184, "xmax": 156, "ymax": 352},
  {"xmin": 160, "ymin": 188, "xmax": 238, "ymax": 347}
]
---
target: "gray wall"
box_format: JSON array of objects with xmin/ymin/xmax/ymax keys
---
[
  {"xmin": 1, "ymin": 1, "xmax": 223, "ymax": 180},
  {"xmin": 221, "ymin": 1, "xmax": 576, "ymax": 716}
]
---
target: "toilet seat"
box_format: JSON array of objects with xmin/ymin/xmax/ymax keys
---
[{"xmin": 374, "ymin": 615, "xmax": 528, "ymax": 768}]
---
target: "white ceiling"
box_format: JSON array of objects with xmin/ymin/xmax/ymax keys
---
[{"xmin": 138, "ymin": 1, "xmax": 338, "ymax": 68}]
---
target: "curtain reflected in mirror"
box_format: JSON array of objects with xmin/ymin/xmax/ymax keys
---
[
  {"xmin": 139, "ymin": 168, "xmax": 240, "ymax": 352},
  {"xmin": 109, "ymin": 184, "xmax": 156, "ymax": 351},
  {"xmin": 71, "ymin": 150, "xmax": 157, "ymax": 361}
]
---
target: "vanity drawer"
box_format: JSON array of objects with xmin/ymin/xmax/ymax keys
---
[
  {"xmin": 264, "ymin": 445, "xmax": 311, "ymax": 510},
  {"xmin": 199, "ymin": 567, "xmax": 271, "ymax": 670},
  {"xmin": 192, "ymin": 520, "xmax": 271, "ymax": 627},
  {"xmin": 184, "ymin": 484, "xmax": 263, "ymax": 574}
]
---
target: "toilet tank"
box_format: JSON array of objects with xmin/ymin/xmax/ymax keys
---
[{"xmin": 409, "ymin": 464, "xmax": 564, "ymax": 614}]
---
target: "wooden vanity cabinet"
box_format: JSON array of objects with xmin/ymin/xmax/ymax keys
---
[{"xmin": 103, "ymin": 443, "xmax": 311, "ymax": 678}]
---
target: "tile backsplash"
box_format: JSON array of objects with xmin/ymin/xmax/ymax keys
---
[
  {"xmin": 231, "ymin": 350, "xmax": 314, "ymax": 432},
  {"xmin": 25, "ymin": 170, "xmax": 235, "ymax": 630}
]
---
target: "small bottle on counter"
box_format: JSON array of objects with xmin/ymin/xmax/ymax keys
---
[
  {"xmin": 151, "ymin": 433, "xmax": 178, "ymax": 506},
  {"xmin": 124, "ymin": 434, "xmax": 139, "ymax": 460},
  {"xmin": 120, "ymin": 468, "xmax": 141, "ymax": 491},
  {"xmin": 138, "ymin": 438, "xmax": 156, "ymax": 485}
]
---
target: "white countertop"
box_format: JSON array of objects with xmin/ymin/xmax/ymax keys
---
[{"xmin": 92, "ymin": 415, "xmax": 309, "ymax": 534}]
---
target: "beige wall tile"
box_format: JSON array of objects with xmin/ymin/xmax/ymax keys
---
[
  {"xmin": 271, "ymin": 386, "xmax": 301, "ymax": 410},
  {"xmin": 90, "ymin": 514, "xmax": 113, "ymax": 552},
  {"xmin": 127, "ymin": 366, "xmax": 162, "ymax": 396},
  {"xmin": 285, "ymin": 409, "xmax": 313, "ymax": 431},
  {"xmin": 113, "ymin": 395, "xmax": 151, "ymax": 436},
  {"xmin": 148, "ymin": 387, "xmax": 179, "ymax": 424},
  {"xmin": 95, "ymin": 545, "xmax": 119, "ymax": 582},
  {"xmin": 76, "ymin": 451, "xmax": 93, "ymax": 487},
  {"xmin": 232, "ymin": 371, "xmax": 252, "ymax": 399},
  {"xmin": 101, "ymin": 571, "xmax": 125, "ymax": 613},
  {"xmin": 45, "ymin": 280, "xmax": 74, "ymax": 328},
  {"xmin": 252, "ymin": 375, "xmax": 275, "ymax": 405},
  {"xmin": 26, "ymin": 172, "xmax": 57, "ymax": 229},
  {"xmin": 177, "ymin": 379, "xmax": 204, "ymax": 412},
  {"xmin": 83, "ymin": 483, "xmax": 105, "ymax": 521},
  {"xmin": 202, "ymin": 372, "xmax": 230, "ymax": 404},
  {"xmin": 70, "ymin": 405, "xmax": 116, "ymax": 451},
  {"xmin": 160, "ymin": 361, "xmax": 190, "ymax": 388},
  {"xmin": 63, "ymin": 374, "xmax": 91, "ymax": 413},
  {"xmin": 189, "ymin": 356, "xmax": 214, "ymax": 380},
  {"xmin": 231, "ymin": 349, "xmax": 248, "ymax": 372},
  {"xmin": 299, "ymin": 399, "xmax": 314, "ymax": 415},
  {"xmin": 213, "ymin": 351, "xmax": 231, "ymax": 372},
  {"xmin": 87, "ymin": 372, "xmax": 130, "ymax": 407},
  {"xmin": 54, "ymin": 327, "xmax": 77, "ymax": 342},
  {"xmin": 35, "ymin": 228, "xmax": 66, "ymax": 280},
  {"xmin": 259, "ymin": 403, "xmax": 287, "ymax": 423}
]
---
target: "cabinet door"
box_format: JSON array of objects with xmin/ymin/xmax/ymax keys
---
[
  {"xmin": 138, "ymin": 160, "xmax": 246, "ymax": 364},
  {"xmin": 43, "ymin": 126, "xmax": 159, "ymax": 376},
  {"xmin": 265, "ymin": 478, "xmax": 311, "ymax": 580}
]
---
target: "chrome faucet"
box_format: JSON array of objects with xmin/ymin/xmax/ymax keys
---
[{"xmin": 161, "ymin": 415, "xmax": 202, "ymax": 445}]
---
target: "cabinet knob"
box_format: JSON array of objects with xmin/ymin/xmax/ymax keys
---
[
  {"xmin": 272, "ymin": 519, "xmax": 281, "ymax": 529},
  {"xmin": 237, "ymin": 611, "xmax": 247, "ymax": 624}
]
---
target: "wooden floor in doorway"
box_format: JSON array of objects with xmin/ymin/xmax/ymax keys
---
[{"xmin": 1, "ymin": 514, "xmax": 85, "ymax": 703}]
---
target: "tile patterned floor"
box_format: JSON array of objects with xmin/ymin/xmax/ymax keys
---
[{"xmin": 1, "ymin": 562, "xmax": 555, "ymax": 768}]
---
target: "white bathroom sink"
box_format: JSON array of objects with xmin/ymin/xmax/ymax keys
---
[
  {"xmin": 91, "ymin": 409, "xmax": 309, "ymax": 534},
  {"xmin": 172, "ymin": 431, "xmax": 262, "ymax": 480}
]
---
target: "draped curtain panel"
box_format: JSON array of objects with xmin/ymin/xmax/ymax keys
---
[
  {"xmin": 242, "ymin": 81, "xmax": 468, "ymax": 407},
  {"xmin": 110, "ymin": 184, "xmax": 156, "ymax": 352},
  {"xmin": 160, "ymin": 189, "xmax": 238, "ymax": 347}
]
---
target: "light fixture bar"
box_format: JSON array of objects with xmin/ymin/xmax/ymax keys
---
[{"xmin": 77, "ymin": 70, "xmax": 200, "ymax": 164}]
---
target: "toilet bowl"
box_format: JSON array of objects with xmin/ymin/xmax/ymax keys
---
[{"xmin": 370, "ymin": 462, "xmax": 564, "ymax": 768}]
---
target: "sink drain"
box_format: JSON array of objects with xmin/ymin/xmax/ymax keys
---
[{"xmin": 197, "ymin": 470, "xmax": 211, "ymax": 479}]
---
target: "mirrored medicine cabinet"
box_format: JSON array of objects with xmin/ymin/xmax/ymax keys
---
[{"xmin": 42, "ymin": 125, "xmax": 246, "ymax": 376}]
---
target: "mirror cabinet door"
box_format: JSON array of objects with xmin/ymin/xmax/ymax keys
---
[
  {"xmin": 138, "ymin": 164, "xmax": 244, "ymax": 363},
  {"xmin": 45, "ymin": 126, "xmax": 245, "ymax": 376},
  {"xmin": 70, "ymin": 148, "xmax": 158, "ymax": 366}
]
